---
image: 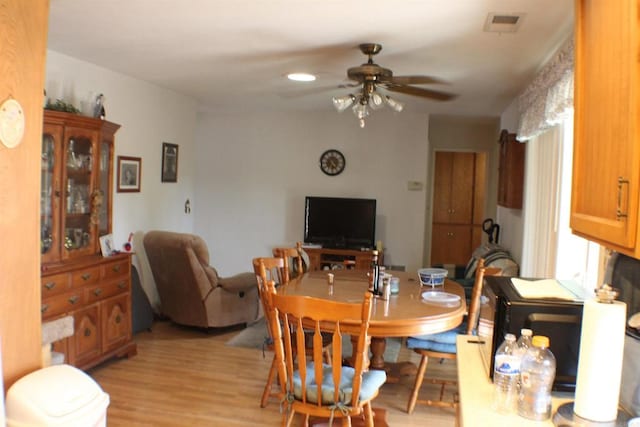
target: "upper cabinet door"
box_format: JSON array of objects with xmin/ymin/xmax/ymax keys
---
[
  {"xmin": 62, "ymin": 126, "xmax": 98, "ymax": 260},
  {"xmin": 41, "ymin": 124, "xmax": 64, "ymax": 264},
  {"xmin": 571, "ymin": 0, "xmax": 640, "ymax": 255}
]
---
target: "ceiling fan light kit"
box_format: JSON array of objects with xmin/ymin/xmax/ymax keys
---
[{"xmin": 331, "ymin": 43, "xmax": 456, "ymax": 128}]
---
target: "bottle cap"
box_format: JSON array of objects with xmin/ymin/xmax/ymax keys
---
[
  {"xmin": 505, "ymin": 333, "xmax": 516, "ymax": 342},
  {"xmin": 532, "ymin": 335, "xmax": 550, "ymax": 348},
  {"xmin": 521, "ymin": 328, "xmax": 533, "ymax": 336}
]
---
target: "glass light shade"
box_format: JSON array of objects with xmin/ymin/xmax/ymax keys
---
[
  {"xmin": 385, "ymin": 96, "xmax": 404, "ymax": 112},
  {"xmin": 352, "ymin": 102, "xmax": 369, "ymax": 120},
  {"xmin": 369, "ymin": 92, "xmax": 385, "ymax": 110},
  {"xmin": 332, "ymin": 94, "xmax": 355, "ymax": 112}
]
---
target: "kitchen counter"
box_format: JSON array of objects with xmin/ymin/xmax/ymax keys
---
[{"xmin": 456, "ymin": 334, "xmax": 573, "ymax": 426}]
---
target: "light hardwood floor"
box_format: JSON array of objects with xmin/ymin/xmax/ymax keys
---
[{"xmin": 89, "ymin": 320, "xmax": 458, "ymax": 426}]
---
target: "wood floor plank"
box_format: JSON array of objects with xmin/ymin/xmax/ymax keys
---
[{"xmin": 88, "ymin": 320, "xmax": 457, "ymax": 426}]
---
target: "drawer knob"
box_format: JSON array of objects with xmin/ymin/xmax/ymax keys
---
[
  {"xmin": 68, "ymin": 295, "xmax": 79, "ymax": 304},
  {"xmin": 93, "ymin": 288, "xmax": 103, "ymax": 296},
  {"xmin": 84, "ymin": 328, "xmax": 91, "ymax": 337},
  {"xmin": 112, "ymin": 265, "xmax": 121, "ymax": 272},
  {"xmin": 117, "ymin": 281, "xmax": 126, "ymax": 289},
  {"xmin": 44, "ymin": 282, "xmax": 56, "ymax": 290},
  {"xmin": 41, "ymin": 304, "xmax": 49, "ymax": 314},
  {"xmin": 81, "ymin": 273, "xmax": 92, "ymax": 281},
  {"xmin": 115, "ymin": 314, "xmax": 122, "ymax": 324}
]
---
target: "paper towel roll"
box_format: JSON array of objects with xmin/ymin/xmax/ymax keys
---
[{"xmin": 574, "ymin": 298, "xmax": 627, "ymax": 422}]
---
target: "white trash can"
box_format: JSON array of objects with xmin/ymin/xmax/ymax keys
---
[{"xmin": 6, "ymin": 364, "xmax": 109, "ymax": 427}]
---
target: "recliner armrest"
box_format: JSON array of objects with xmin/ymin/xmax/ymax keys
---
[{"xmin": 217, "ymin": 272, "xmax": 258, "ymax": 293}]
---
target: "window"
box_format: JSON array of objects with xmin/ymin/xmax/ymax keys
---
[{"xmin": 521, "ymin": 112, "xmax": 600, "ymax": 293}]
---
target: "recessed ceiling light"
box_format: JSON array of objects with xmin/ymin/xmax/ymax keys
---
[{"xmin": 287, "ymin": 73, "xmax": 316, "ymax": 82}]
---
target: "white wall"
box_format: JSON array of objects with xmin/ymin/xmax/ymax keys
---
[
  {"xmin": 194, "ymin": 110, "xmax": 430, "ymax": 276},
  {"xmin": 497, "ymin": 99, "xmax": 525, "ymax": 265},
  {"xmin": 45, "ymin": 51, "xmax": 197, "ymax": 249},
  {"xmin": 424, "ymin": 115, "xmax": 501, "ymax": 265}
]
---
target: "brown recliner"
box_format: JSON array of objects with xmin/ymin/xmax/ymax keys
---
[{"xmin": 143, "ymin": 230, "xmax": 260, "ymax": 328}]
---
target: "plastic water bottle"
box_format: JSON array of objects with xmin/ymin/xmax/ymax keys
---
[
  {"xmin": 515, "ymin": 328, "xmax": 533, "ymax": 358},
  {"xmin": 517, "ymin": 335, "xmax": 556, "ymax": 421},
  {"xmin": 493, "ymin": 333, "xmax": 519, "ymax": 413}
]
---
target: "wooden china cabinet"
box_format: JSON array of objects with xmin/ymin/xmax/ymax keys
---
[{"xmin": 40, "ymin": 110, "xmax": 136, "ymax": 370}]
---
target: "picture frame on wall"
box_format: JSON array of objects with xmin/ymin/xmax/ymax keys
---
[
  {"xmin": 117, "ymin": 156, "xmax": 141, "ymax": 193},
  {"xmin": 161, "ymin": 142, "xmax": 178, "ymax": 183}
]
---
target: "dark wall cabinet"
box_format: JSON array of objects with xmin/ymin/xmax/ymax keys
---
[{"xmin": 497, "ymin": 130, "xmax": 525, "ymax": 209}]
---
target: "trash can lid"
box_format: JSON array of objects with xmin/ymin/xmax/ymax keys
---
[{"xmin": 6, "ymin": 364, "xmax": 109, "ymax": 422}]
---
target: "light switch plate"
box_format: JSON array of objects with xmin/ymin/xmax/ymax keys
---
[{"xmin": 407, "ymin": 181, "xmax": 424, "ymax": 191}]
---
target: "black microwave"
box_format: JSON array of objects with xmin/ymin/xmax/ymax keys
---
[{"xmin": 477, "ymin": 276, "xmax": 584, "ymax": 392}]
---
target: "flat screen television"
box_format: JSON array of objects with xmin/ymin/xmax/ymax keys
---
[{"xmin": 304, "ymin": 196, "xmax": 376, "ymax": 249}]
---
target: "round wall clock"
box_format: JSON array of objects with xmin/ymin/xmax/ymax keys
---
[{"xmin": 319, "ymin": 149, "xmax": 346, "ymax": 176}]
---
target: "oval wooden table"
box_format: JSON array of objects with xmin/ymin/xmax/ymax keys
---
[{"xmin": 282, "ymin": 269, "xmax": 467, "ymax": 382}]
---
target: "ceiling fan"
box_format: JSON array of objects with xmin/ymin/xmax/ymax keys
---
[{"xmin": 332, "ymin": 43, "xmax": 457, "ymax": 127}]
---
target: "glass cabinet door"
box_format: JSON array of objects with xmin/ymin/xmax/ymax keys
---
[
  {"xmin": 41, "ymin": 125, "xmax": 63, "ymax": 263},
  {"xmin": 62, "ymin": 127, "xmax": 97, "ymax": 259},
  {"xmin": 98, "ymin": 141, "xmax": 111, "ymax": 237}
]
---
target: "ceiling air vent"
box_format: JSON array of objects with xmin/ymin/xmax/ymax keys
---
[{"xmin": 483, "ymin": 13, "xmax": 525, "ymax": 33}]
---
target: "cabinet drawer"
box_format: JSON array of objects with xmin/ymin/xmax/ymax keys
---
[
  {"xmin": 71, "ymin": 266, "xmax": 101, "ymax": 288},
  {"xmin": 41, "ymin": 273, "xmax": 70, "ymax": 297},
  {"xmin": 41, "ymin": 290, "xmax": 84, "ymax": 319},
  {"xmin": 102, "ymin": 258, "xmax": 130, "ymax": 280},
  {"xmin": 86, "ymin": 278, "xmax": 129, "ymax": 304}
]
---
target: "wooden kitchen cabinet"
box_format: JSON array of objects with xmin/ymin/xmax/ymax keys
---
[
  {"xmin": 41, "ymin": 110, "xmax": 135, "ymax": 369},
  {"xmin": 571, "ymin": 0, "xmax": 640, "ymax": 257},
  {"xmin": 497, "ymin": 130, "xmax": 525, "ymax": 209},
  {"xmin": 431, "ymin": 151, "xmax": 486, "ymax": 265}
]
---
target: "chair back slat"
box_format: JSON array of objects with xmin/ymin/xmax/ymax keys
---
[
  {"xmin": 264, "ymin": 279, "xmax": 375, "ymax": 416},
  {"xmin": 466, "ymin": 260, "xmax": 502, "ymax": 335},
  {"xmin": 272, "ymin": 243, "xmax": 306, "ymax": 283}
]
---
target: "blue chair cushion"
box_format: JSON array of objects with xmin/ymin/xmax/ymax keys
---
[
  {"xmin": 406, "ymin": 322, "xmax": 468, "ymax": 354},
  {"xmin": 292, "ymin": 362, "xmax": 387, "ymax": 405}
]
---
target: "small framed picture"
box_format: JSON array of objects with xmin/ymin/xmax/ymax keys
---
[
  {"xmin": 99, "ymin": 234, "xmax": 116, "ymax": 257},
  {"xmin": 161, "ymin": 142, "xmax": 178, "ymax": 183},
  {"xmin": 117, "ymin": 156, "xmax": 141, "ymax": 192}
]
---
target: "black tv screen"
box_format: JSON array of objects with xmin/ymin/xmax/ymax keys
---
[{"xmin": 304, "ymin": 196, "xmax": 376, "ymax": 249}]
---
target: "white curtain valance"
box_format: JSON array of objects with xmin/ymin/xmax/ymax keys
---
[{"xmin": 517, "ymin": 38, "xmax": 574, "ymax": 142}]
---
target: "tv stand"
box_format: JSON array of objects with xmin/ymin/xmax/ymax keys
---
[{"xmin": 303, "ymin": 247, "xmax": 383, "ymax": 271}]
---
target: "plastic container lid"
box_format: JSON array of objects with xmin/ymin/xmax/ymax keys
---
[
  {"xmin": 532, "ymin": 335, "xmax": 550, "ymax": 348},
  {"xmin": 6, "ymin": 364, "xmax": 109, "ymax": 426}
]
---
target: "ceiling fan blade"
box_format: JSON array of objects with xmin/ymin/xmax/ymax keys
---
[
  {"xmin": 383, "ymin": 75, "xmax": 447, "ymax": 85},
  {"xmin": 279, "ymin": 84, "xmax": 343, "ymax": 98},
  {"xmin": 383, "ymin": 84, "xmax": 457, "ymax": 101}
]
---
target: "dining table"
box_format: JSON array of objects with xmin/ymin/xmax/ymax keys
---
[{"xmin": 282, "ymin": 269, "xmax": 467, "ymax": 383}]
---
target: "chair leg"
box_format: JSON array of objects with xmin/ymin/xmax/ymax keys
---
[
  {"xmin": 261, "ymin": 355, "xmax": 278, "ymax": 408},
  {"xmin": 407, "ymin": 354, "xmax": 429, "ymax": 414},
  {"xmin": 285, "ymin": 409, "xmax": 296, "ymax": 427},
  {"xmin": 364, "ymin": 403, "xmax": 374, "ymax": 427}
]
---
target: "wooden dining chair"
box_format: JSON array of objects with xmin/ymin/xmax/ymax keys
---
[
  {"xmin": 405, "ymin": 259, "xmax": 502, "ymax": 414},
  {"xmin": 264, "ymin": 279, "xmax": 386, "ymax": 427},
  {"xmin": 252, "ymin": 257, "xmax": 331, "ymax": 408},
  {"xmin": 253, "ymin": 257, "xmax": 286, "ymax": 408},
  {"xmin": 272, "ymin": 242, "xmax": 307, "ymax": 283}
]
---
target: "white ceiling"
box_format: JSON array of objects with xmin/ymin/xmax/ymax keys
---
[{"xmin": 47, "ymin": 0, "xmax": 574, "ymax": 116}]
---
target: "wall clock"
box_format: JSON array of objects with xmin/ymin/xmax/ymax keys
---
[{"xmin": 319, "ymin": 149, "xmax": 346, "ymax": 176}]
